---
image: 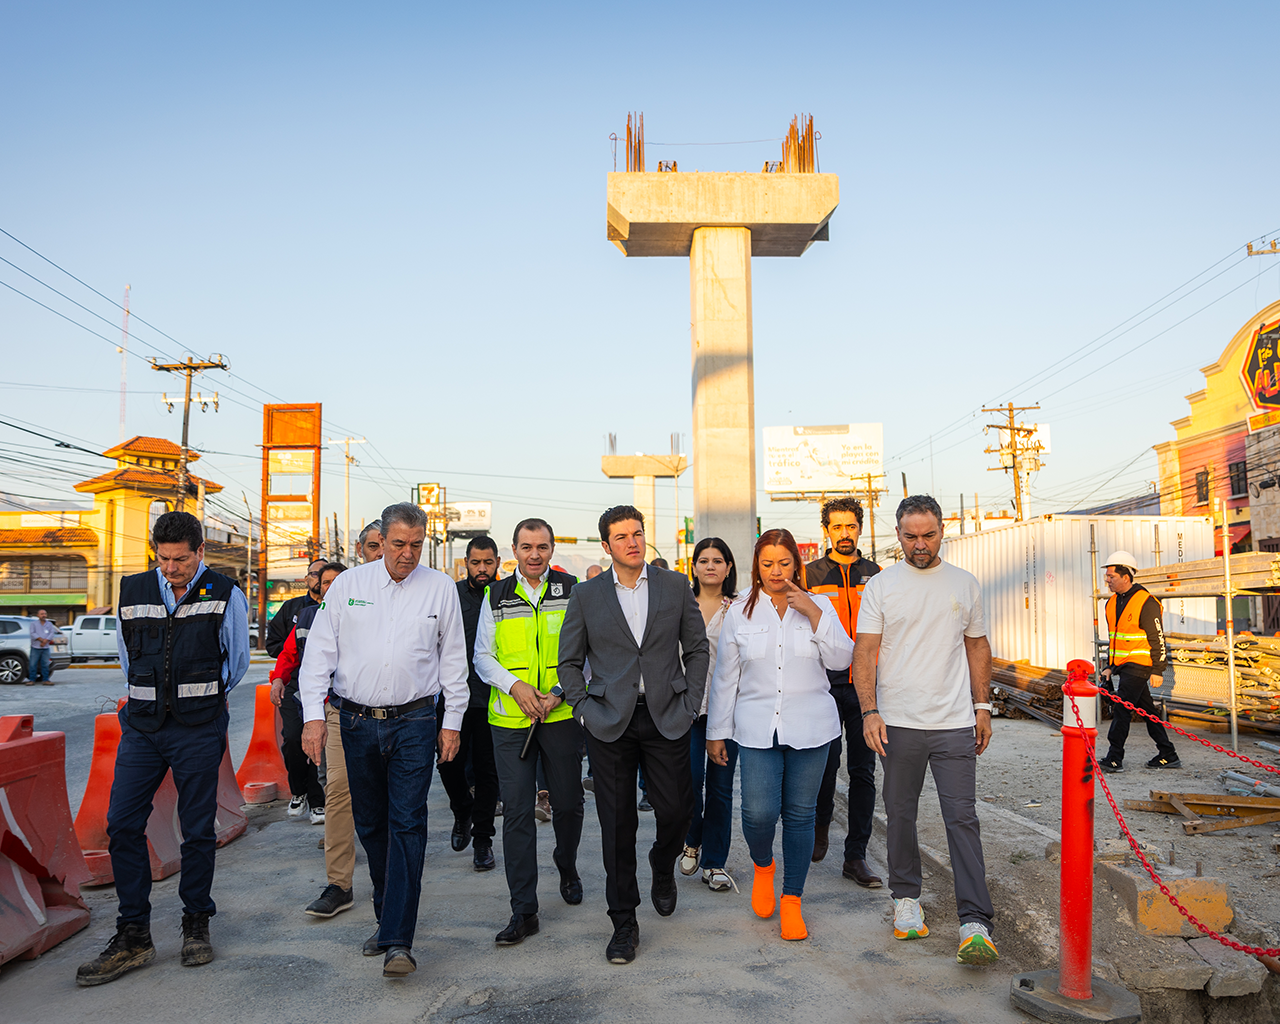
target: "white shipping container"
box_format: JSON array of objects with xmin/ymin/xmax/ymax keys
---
[{"xmin": 943, "ymin": 514, "xmax": 1216, "ymax": 668}]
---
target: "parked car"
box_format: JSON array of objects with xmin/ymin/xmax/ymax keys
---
[
  {"xmin": 0, "ymin": 616, "xmax": 72, "ymax": 684},
  {"xmin": 68, "ymin": 614, "xmax": 119, "ymax": 662}
]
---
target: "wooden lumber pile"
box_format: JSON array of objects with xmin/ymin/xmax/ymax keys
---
[{"xmin": 1134, "ymin": 552, "xmax": 1280, "ymax": 597}]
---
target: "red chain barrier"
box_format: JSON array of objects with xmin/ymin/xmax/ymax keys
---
[
  {"xmin": 1066, "ymin": 692, "xmax": 1280, "ymax": 958},
  {"xmin": 1099, "ymin": 687, "xmax": 1280, "ymax": 776}
]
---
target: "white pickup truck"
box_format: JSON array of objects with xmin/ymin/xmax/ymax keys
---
[{"xmin": 68, "ymin": 614, "xmax": 119, "ymax": 662}]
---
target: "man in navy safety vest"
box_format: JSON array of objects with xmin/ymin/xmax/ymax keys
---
[
  {"xmin": 475, "ymin": 518, "xmax": 585, "ymax": 945},
  {"xmin": 76, "ymin": 511, "xmax": 250, "ymax": 986},
  {"xmin": 1098, "ymin": 551, "xmax": 1179, "ymax": 772}
]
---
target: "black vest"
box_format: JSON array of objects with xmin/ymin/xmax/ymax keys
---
[
  {"xmin": 118, "ymin": 567, "xmax": 235, "ymax": 732},
  {"xmin": 287, "ymin": 602, "xmax": 321, "ymax": 687}
]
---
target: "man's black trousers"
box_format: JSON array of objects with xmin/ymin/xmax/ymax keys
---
[
  {"xmin": 585, "ymin": 701, "xmax": 693, "ymax": 926},
  {"xmin": 436, "ymin": 704, "xmax": 500, "ymax": 843}
]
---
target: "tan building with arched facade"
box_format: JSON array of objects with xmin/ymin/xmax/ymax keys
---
[{"xmin": 0, "ymin": 435, "xmax": 249, "ymax": 624}]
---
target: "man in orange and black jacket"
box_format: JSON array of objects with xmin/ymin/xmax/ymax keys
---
[{"xmin": 805, "ymin": 497, "xmax": 883, "ymax": 888}]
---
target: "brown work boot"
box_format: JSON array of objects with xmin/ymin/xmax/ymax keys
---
[
  {"xmin": 181, "ymin": 911, "xmax": 214, "ymax": 966},
  {"xmin": 75, "ymin": 922, "xmax": 155, "ymax": 986},
  {"xmin": 812, "ymin": 821, "xmax": 829, "ymax": 862}
]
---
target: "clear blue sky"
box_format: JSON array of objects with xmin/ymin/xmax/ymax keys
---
[{"xmin": 3, "ymin": 2, "xmax": 1279, "ymax": 560}]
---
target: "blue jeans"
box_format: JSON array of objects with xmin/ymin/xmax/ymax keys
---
[
  {"xmin": 686, "ymin": 715, "xmax": 738, "ymax": 869},
  {"xmin": 738, "ymin": 737, "xmax": 831, "ymax": 897},
  {"xmin": 108, "ymin": 706, "xmax": 228, "ymax": 926},
  {"xmin": 339, "ymin": 701, "xmax": 436, "ymax": 950},
  {"xmin": 29, "ymin": 647, "xmax": 51, "ymax": 682}
]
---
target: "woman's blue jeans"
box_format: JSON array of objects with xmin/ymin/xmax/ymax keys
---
[
  {"xmin": 686, "ymin": 715, "xmax": 738, "ymax": 869},
  {"xmin": 738, "ymin": 737, "xmax": 831, "ymax": 897}
]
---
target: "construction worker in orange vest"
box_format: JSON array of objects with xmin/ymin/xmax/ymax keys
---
[{"xmin": 1098, "ymin": 551, "xmax": 1179, "ymax": 773}]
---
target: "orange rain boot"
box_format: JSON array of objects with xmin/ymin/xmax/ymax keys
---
[
  {"xmin": 780, "ymin": 895, "xmax": 807, "ymax": 940},
  {"xmin": 751, "ymin": 860, "xmax": 776, "ymax": 919}
]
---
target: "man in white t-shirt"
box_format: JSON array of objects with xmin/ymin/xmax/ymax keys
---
[{"xmin": 853, "ymin": 495, "xmax": 998, "ymax": 967}]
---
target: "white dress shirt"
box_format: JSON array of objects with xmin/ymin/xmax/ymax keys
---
[
  {"xmin": 614, "ymin": 563, "xmax": 649, "ymax": 692},
  {"xmin": 706, "ymin": 593, "xmax": 853, "ymax": 749},
  {"xmin": 297, "ymin": 559, "xmax": 469, "ymax": 731},
  {"xmin": 474, "ymin": 569, "xmax": 547, "ymax": 695}
]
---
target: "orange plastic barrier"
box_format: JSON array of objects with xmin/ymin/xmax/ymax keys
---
[
  {"xmin": 235, "ymin": 683, "xmax": 289, "ymax": 804},
  {"xmin": 213, "ymin": 746, "xmax": 247, "ymax": 845},
  {"xmin": 0, "ymin": 714, "xmax": 92, "ymax": 966},
  {"xmin": 73, "ymin": 709, "xmax": 181, "ymax": 886}
]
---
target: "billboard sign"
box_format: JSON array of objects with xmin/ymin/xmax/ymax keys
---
[
  {"xmin": 764, "ymin": 424, "xmax": 883, "ymax": 493},
  {"xmin": 447, "ymin": 501, "xmax": 492, "ymax": 534},
  {"xmin": 1243, "ymin": 315, "xmax": 1280, "ymax": 415}
]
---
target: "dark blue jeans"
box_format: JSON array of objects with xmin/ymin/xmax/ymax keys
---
[
  {"xmin": 738, "ymin": 737, "xmax": 831, "ymax": 897},
  {"xmin": 340, "ymin": 701, "xmax": 436, "ymax": 950},
  {"xmin": 686, "ymin": 715, "xmax": 738, "ymax": 869},
  {"xmin": 29, "ymin": 647, "xmax": 51, "ymax": 682},
  {"xmin": 108, "ymin": 706, "xmax": 228, "ymax": 927}
]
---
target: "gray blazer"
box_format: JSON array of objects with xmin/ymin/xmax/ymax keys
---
[{"xmin": 558, "ymin": 565, "xmax": 710, "ymax": 743}]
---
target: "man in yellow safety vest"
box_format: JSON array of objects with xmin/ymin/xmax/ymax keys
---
[
  {"xmin": 474, "ymin": 518, "xmax": 585, "ymax": 946},
  {"xmin": 1099, "ymin": 551, "xmax": 1179, "ymax": 773}
]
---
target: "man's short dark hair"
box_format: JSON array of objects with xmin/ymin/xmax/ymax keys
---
[
  {"xmin": 321, "ymin": 561, "xmax": 347, "ymax": 577},
  {"xmin": 512, "ymin": 518, "xmax": 554, "ymax": 547},
  {"xmin": 895, "ymin": 494, "xmax": 944, "ymax": 529},
  {"xmin": 358, "ymin": 519, "xmax": 382, "ymax": 547},
  {"xmin": 152, "ymin": 510, "xmax": 203, "ymax": 552},
  {"xmin": 599, "ymin": 505, "xmax": 644, "ymax": 540},
  {"xmin": 467, "ymin": 536, "xmax": 499, "ymax": 558},
  {"xmin": 821, "ymin": 497, "xmax": 864, "ymax": 530},
  {"xmin": 1108, "ymin": 564, "xmax": 1135, "ymax": 581}
]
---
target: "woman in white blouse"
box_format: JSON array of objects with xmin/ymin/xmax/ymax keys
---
[
  {"xmin": 679, "ymin": 538, "xmax": 740, "ymax": 892},
  {"xmin": 706, "ymin": 529, "xmax": 854, "ymax": 941}
]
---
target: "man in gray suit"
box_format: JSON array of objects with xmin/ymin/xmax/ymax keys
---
[{"xmin": 558, "ymin": 505, "xmax": 709, "ymax": 964}]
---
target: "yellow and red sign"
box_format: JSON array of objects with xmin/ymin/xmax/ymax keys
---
[{"xmin": 1242, "ymin": 317, "xmax": 1280, "ymax": 413}]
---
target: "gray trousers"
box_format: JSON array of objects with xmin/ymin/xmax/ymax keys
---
[
  {"xmin": 881, "ymin": 725, "xmax": 994, "ymax": 929},
  {"xmin": 492, "ymin": 718, "xmax": 584, "ymax": 916}
]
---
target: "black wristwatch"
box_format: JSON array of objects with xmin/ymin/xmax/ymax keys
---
[{"xmin": 549, "ymin": 684, "xmax": 565, "ymax": 699}]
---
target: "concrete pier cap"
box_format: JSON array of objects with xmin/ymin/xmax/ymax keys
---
[
  {"xmin": 606, "ymin": 168, "xmax": 839, "ymax": 565},
  {"xmin": 606, "ymin": 172, "xmax": 839, "ymax": 257}
]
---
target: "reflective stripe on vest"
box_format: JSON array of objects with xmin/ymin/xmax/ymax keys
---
[
  {"xmin": 120, "ymin": 604, "xmax": 169, "ymax": 620},
  {"xmin": 1107, "ymin": 589, "xmax": 1157, "ymax": 667},
  {"xmin": 486, "ymin": 574, "xmax": 575, "ymax": 729},
  {"xmin": 175, "ymin": 600, "xmax": 228, "ymax": 618}
]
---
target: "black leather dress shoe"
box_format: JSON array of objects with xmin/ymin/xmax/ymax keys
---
[
  {"xmin": 553, "ymin": 848, "xmax": 583, "ymax": 905},
  {"xmin": 363, "ymin": 925, "xmax": 382, "ymax": 956},
  {"xmin": 495, "ymin": 913, "xmax": 539, "ymax": 945},
  {"xmin": 606, "ymin": 919, "xmax": 639, "ymax": 964},
  {"xmin": 649, "ymin": 848, "xmax": 677, "ymax": 917},
  {"xmin": 382, "ymin": 946, "xmax": 416, "ymax": 976},
  {"xmin": 842, "ymin": 859, "xmax": 883, "ymax": 888},
  {"xmin": 450, "ymin": 815, "xmax": 471, "ymax": 852},
  {"xmin": 473, "ymin": 841, "xmax": 496, "ymax": 872},
  {"xmin": 812, "ymin": 821, "xmax": 830, "ymax": 862}
]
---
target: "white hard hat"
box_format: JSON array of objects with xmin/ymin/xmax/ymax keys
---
[{"xmin": 1103, "ymin": 550, "xmax": 1138, "ymax": 573}]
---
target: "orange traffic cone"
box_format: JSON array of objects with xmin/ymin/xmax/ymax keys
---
[{"xmin": 234, "ymin": 683, "xmax": 289, "ymax": 803}]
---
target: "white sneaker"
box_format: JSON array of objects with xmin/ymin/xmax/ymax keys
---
[
  {"xmin": 701, "ymin": 867, "xmax": 736, "ymax": 892},
  {"xmin": 893, "ymin": 897, "xmax": 929, "ymax": 940},
  {"xmin": 309, "ymin": 805, "xmax": 326, "ymax": 826},
  {"xmin": 287, "ymin": 796, "xmax": 307, "ymax": 817},
  {"xmin": 679, "ymin": 845, "xmax": 700, "ymax": 875},
  {"xmin": 957, "ymin": 922, "xmax": 999, "ymax": 964}
]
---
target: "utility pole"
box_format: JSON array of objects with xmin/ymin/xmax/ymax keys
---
[
  {"xmin": 151, "ymin": 355, "xmax": 228, "ymax": 512},
  {"xmin": 326, "ymin": 436, "xmax": 366, "ymax": 563},
  {"xmin": 982, "ymin": 402, "xmax": 1044, "ymax": 521},
  {"xmin": 117, "ymin": 285, "xmax": 130, "ymax": 442}
]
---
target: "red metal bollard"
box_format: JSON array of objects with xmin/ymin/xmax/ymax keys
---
[
  {"xmin": 1010, "ymin": 658, "xmax": 1141, "ymax": 1024},
  {"xmin": 1057, "ymin": 658, "xmax": 1098, "ymax": 1001}
]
